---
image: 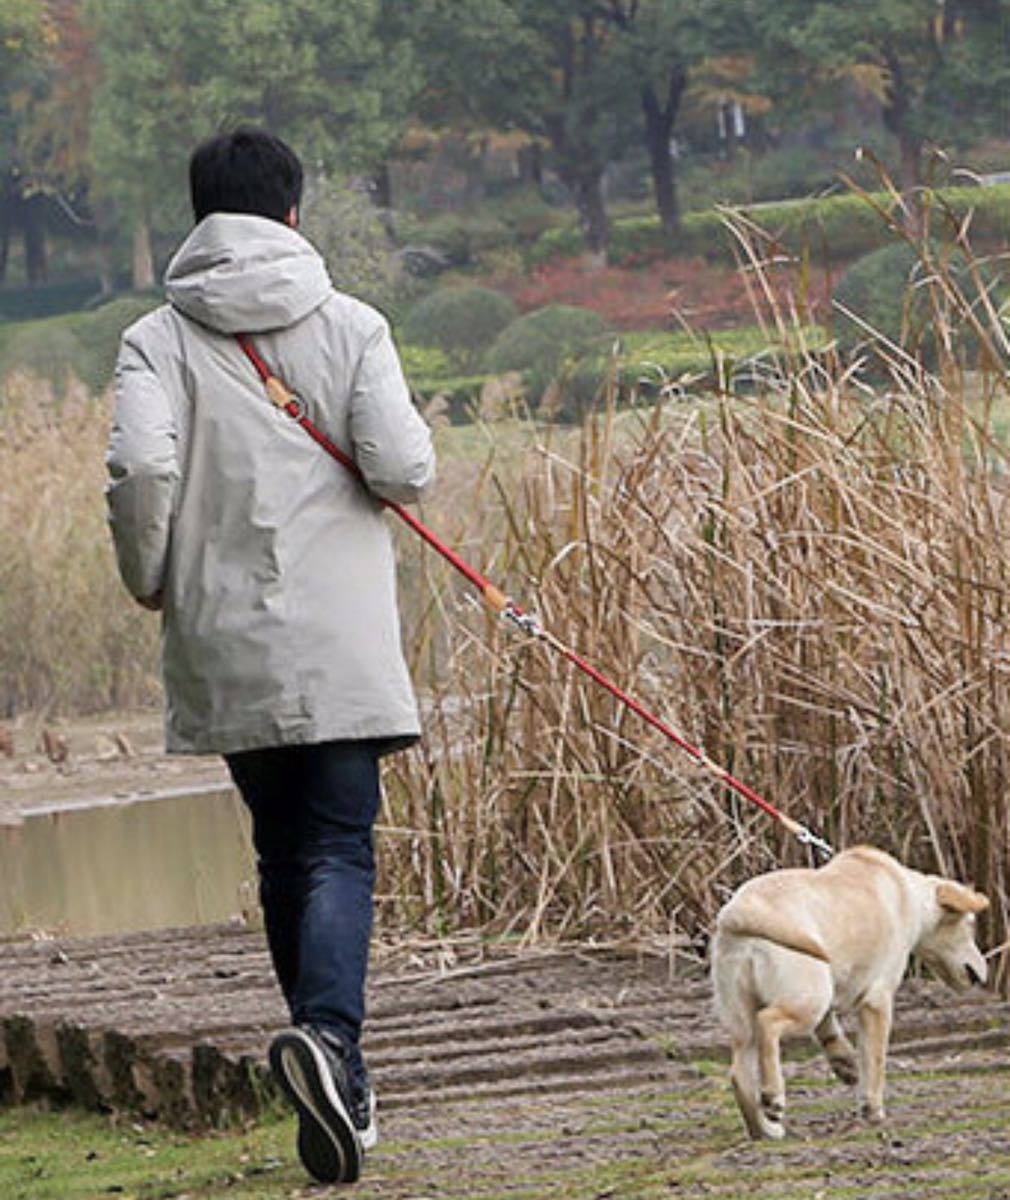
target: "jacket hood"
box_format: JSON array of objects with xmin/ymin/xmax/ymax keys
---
[{"xmin": 164, "ymin": 213, "xmax": 332, "ymax": 334}]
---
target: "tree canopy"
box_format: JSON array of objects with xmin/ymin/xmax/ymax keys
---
[
  {"xmin": 745, "ymin": 0, "xmax": 1010, "ymax": 190},
  {"xmin": 4, "ymin": 0, "xmax": 1010, "ymax": 280}
]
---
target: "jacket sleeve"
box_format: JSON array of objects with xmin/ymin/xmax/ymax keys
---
[
  {"xmin": 348, "ymin": 319, "xmax": 436, "ymax": 504},
  {"xmin": 105, "ymin": 331, "xmax": 180, "ymax": 600}
]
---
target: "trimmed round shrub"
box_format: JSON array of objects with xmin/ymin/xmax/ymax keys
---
[
  {"xmin": 0, "ymin": 293, "xmax": 162, "ymax": 396},
  {"xmin": 834, "ymin": 242, "xmax": 922, "ymax": 351},
  {"xmin": 400, "ymin": 286, "xmax": 518, "ymax": 371},
  {"xmin": 0, "ymin": 321, "xmax": 83, "ymax": 391},
  {"xmin": 74, "ymin": 295, "xmax": 162, "ymax": 391},
  {"xmin": 833, "ymin": 241, "xmax": 1002, "ymax": 362},
  {"xmin": 485, "ymin": 304, "xmax": 609, "ymax": 402}
]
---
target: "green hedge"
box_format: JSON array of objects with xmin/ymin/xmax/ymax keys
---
[{"xmin": 530, "ymin": 184, "xmax": 1010, "ymax": 268}]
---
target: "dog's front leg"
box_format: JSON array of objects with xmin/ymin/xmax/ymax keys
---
[
  {"xmin": 856, "ymin": 992, "xmax": 893, "ymax": 1122},
  {"xmin": 815, "ymin": 1010, "xmax": 858, "ymax": 1085}
]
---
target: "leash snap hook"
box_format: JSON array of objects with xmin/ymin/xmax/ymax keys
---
[
  {"xmin": 504, "ymin": 603, "xmax": 543, "ymax": 639},
  {"xmin": 796, "ymin": 825, "xmax": 834, "ymax": 862}
]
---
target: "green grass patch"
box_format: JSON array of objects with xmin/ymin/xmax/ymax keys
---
[
  {"xmin": 403, "ymin": 323, "xmax": 829, "ymax": 421},
  {"xmin": 0, "ymin": 1107, "xmax": 303, "ymax": 1199},
  {"xmin": 2, "ymin": 1065, "xmax": 1010, "ymax": 1199}
]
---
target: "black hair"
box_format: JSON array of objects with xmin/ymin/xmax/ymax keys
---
[{"xmin": 189, "ymin": 126, "xmax": 303, "ymax": 224}]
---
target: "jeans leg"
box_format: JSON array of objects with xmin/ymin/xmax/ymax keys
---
[
  {"xmin": 227, "ymin": 748, "xmax": 305, "ymax": 1008},
  {"xmin": 225, "ymin": 740, "xmax": 381, "ymax": 1084}
]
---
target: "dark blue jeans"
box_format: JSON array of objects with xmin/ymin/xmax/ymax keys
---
[{"xmin": 225, "ymin": 739, "xmax": 381, "ymax": 1087}]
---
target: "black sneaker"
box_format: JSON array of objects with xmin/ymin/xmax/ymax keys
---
[{"xmin": 269, "ymin": 1026, "xmax": 362, "ymax": 1185}]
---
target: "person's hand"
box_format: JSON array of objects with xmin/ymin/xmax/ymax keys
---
[{"xmin": 136, "ymin": 591, "xmax": 164, "ymax": 611}]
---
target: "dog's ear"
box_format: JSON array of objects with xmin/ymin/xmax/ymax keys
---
[{"xmin": 936, "ymin": 880, "xmax": 989, "ymax": 915}]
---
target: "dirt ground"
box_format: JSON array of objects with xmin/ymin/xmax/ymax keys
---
[
  {"xmin": 0, "ymin": 926, "xmax": 1008, "ymax": 1199},
  {"xmin": 1, "ymin": 712, "xmax": 1009, "ymax": 1197}
]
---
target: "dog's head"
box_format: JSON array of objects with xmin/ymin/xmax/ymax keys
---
[{"xmin": 916, "ymin": 880, "xmax": 989, "ymax": 990}]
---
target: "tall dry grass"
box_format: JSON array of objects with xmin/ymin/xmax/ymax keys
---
[
  {"xmin": 1, "ymin": 203, "xmax": 1007, "ymax": 994},
  {"xmin": 0, "ymin": 375, "xmax": 160, "ymax": 715},
  {"xmin": 382, "ymin": 212, "xmax": 1010, "ymax": 993}
]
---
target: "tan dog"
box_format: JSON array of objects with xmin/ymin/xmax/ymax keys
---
[{"xmin": 711, "ymin": 846, "xmax": 988, "ymax": 1139}]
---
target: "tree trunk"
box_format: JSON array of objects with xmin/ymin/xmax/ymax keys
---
[
  {"xmin": 543, "ymin": 105, "xmax": 609, "ymax": 261},
  {"xmin": 896, "ymin": 131, "xmax": 925, "ymax": 234},
  {"xmin": 94, "ymin": 236, "xmax": 114, "ymax": 298},
  {"xmin": 897, "ymin": 129, "xmax": 923, "ymax": 194},
  {"xmin": 573, "ymin": 173, "xmax": 609, "ymax": 264},
  {"xmin": 642, "ymin": 68, "xmax": 687, "ymax": 243},
  {"xmin": 881, "ymin": 49, "xmax": 922, "ymax": 227},
  {"xmin": 23, "ymin": 196, "xmax": 47, "ymax": 285},
  {"xmin": 372, "ymin": 162, "xmax": 393, "ymax": 210},
  {"xmin": 0, "ymin": 170, "xmax": 11, "ymax": 283},
  {"xmin": 721, "ymin": 104, "xmax": 740, "ymax": 161},
  {"xmin": 463, "ymin": 137, "xmax": 488, "ymax": 206},
  {"xmin": 517, "ymin": 141, "xmax": 543, "ymax": 188},
  {"xmin": 132, "ymin": 217, "xmax": 155, "ymax": 291}
]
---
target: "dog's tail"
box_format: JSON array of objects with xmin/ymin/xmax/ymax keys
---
[{"xmin": 716, "ymin": 902, "xmax": 830, "ymax": 963}]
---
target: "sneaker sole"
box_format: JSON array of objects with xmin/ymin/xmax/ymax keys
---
[
  {"xmin": 269, "ymin": 1029, "xmax": 362, "ymax": 1184},
  {"xmin": 359, "ymin": 1088, "xmax": 378, "ymax": 1151}
]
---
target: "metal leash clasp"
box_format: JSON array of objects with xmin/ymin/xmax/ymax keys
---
[
  {"xmin": 503, "ymin": 602, "xmax": 543, "ymax": 639},
  {"xmin": 796, "ymin": 825, "xmax": 834, "ymax": 862}
]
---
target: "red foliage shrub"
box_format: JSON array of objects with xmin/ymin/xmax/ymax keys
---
[{"xmin": 485, "ymin": 257, "xmax": 834, "ymax": 332}]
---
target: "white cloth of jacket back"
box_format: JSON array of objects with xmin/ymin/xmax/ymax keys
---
[{"xmin": 106, "ymin": 213, "xmax": 436, "ymax": 756}]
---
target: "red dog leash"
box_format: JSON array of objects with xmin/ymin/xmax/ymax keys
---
[{"xmin": 236, "ymin": 333, "xmax": 834, "ymax": 860}]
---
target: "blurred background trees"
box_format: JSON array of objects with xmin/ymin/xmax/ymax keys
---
[{"xmin": 1, "ymin": 0, "xmax": 1009, "ymax": 289}]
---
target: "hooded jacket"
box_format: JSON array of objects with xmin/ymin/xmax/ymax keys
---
[{"xmin": 106, "ymin": 213, "xmax": 436, "ymax": 756}]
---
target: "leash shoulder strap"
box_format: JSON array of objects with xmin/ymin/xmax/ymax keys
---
[{"xmin": 235, "ymin": 333, "xmax": 364, "ymax": 481}]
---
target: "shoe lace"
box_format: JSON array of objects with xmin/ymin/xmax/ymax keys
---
[
  {"xmin": 310, "ymin": 1026, "xmax": 371, "ymax": 1127},
  {"xmin": 352, "ymin": 1085, "xmax": 374, "ymax": 1128}
]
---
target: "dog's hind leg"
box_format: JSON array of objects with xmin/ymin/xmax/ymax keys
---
[
  {"xmin": 756, "ymin": 1002, "xmax": 817, "ymax": 1137},
  {"xmin": 815, "ymin": 1010, "xmax": 858, "ymax": 1085},
  {"xmin": 729, "ymin": 1031, "xmax": 778, "ymax": 1140}
]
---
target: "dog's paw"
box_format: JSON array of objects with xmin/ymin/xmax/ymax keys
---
[
  {"xmin": 760, "ymin": 1118, "xmax": 786, "ymax": 1140},
  {"xmin": 859, "ymin": 1101, "xmax": 886, "ymax": 1124},
  {"xmin": 829, "ymin": 1053, "xmax": 858, "ymax": 1085}
]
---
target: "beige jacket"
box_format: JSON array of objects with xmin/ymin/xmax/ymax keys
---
[{"xmin": 106, "ymin": 213, "xmax": 435, "ymax": 755}]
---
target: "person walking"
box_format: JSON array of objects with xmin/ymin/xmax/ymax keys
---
[{"xmin": 105, "ymin": 126, "xmax": 436, "ymax": 1186}]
